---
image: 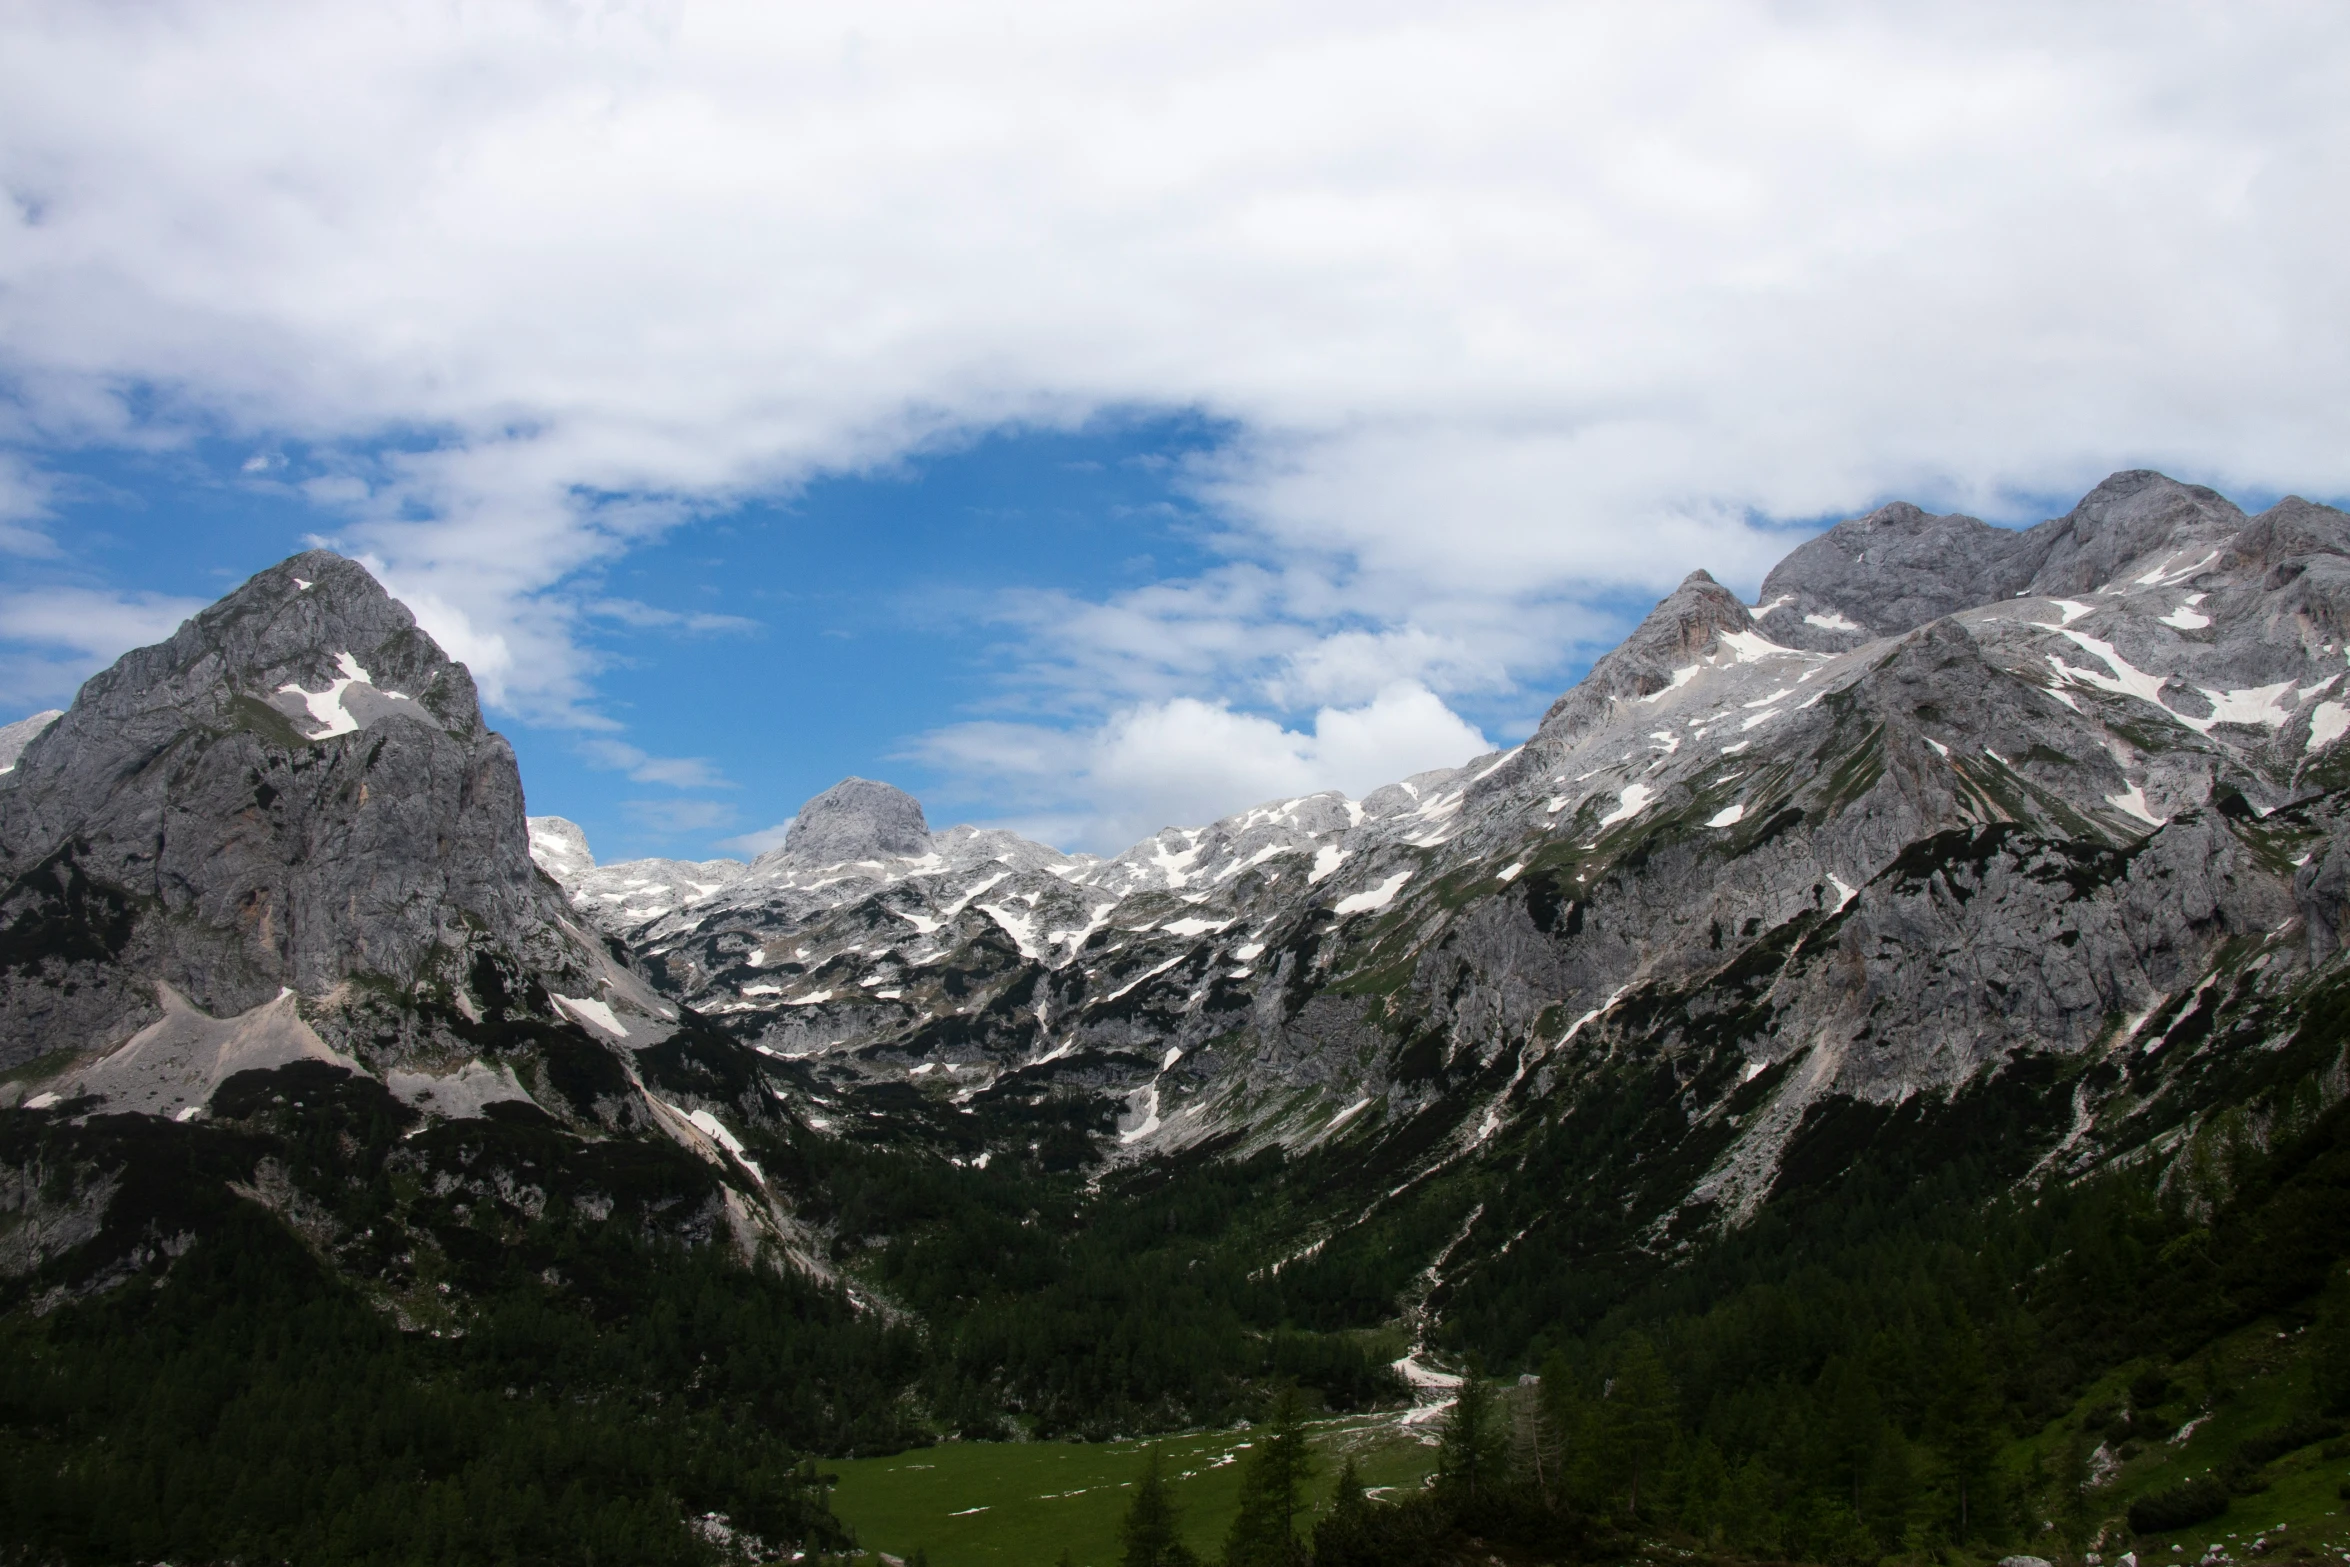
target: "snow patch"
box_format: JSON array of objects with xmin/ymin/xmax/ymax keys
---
[
  {"xmin": 2201, "ymin": 681, "xmax": 2296, "ymax": 729},
  {"xmin": 2106, "ymin": 784, "xmax": 2166, "ymax": 827},
  {"xmin": 1596, "ymin": 784, "xmax": 1654, "ymax": 828},
  {"xmin": 1638, "ymin": 663, "xmax": 1704, "ymax": 702},
  {"xmin": 276, "ymin": 652, "xmax": 418, "ymax": 739},
  {"xmin": 1333, "ymin": 871, "xmax": 1412, "ymax": 915},
  {"xmin": 2310, "ymin": 701, "xmax": 2350, "ymax": 750},
  {"xmin": 551, "ymin": 993, "xmax": 628, "ymax": 1040},
  {"xmin": 1496, "ymin": 861, "xmax": 1526, "ymax": 882},
  {"xmin": 1706, "ymin": 803, "xmax": 1746, "ymax": 828},
  {"xmin": 1718, "ymin": 628, "xmax": 1805, "ymax": 663},
  {"xmin": 1306, "ymin": 844, "xmax": 1348, "ymax": 884},
  {"xmin": 2134, "ymin": 548, "xmax": 2219, "ymax": 587},
  {"xmin": 2159, "ymin": 604, "xmax": 2212, "ymax": 630},
  {"xmin": 978, "ymin": 903, "xmax": 1044, "ymax": 959},
  {"xmin": 1120, "ymin": 1084, "xmax": 1163, "ymax": 1143},
  {"xmin": 1802, "ymin": 610, "xmax": 1861, "ymax": 633}
]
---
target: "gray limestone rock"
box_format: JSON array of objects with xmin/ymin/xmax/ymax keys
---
[
  {"xmin": 544, "ymin": 471, "xmax": 2350, "ymax": 1227},
  {"xmin": 763, "ymin": 777, "xmax": 931, "ymax": 867},
  {"xmin": 25, "ymin": 469, "xmax": 2350, "ymax": 1296},
  {"xmin": 0, "ymin": 550, "xmax": 595, "ymax": 1069},
  {"xmin": 1531, "ymin": 570, "xmax": 1758, "ymax": 747},
  {"xmin": 1755, "ymin": 502, "xmax": 2027, "ymax": 652},
  {"xmin": 0, "ymin": 710, "xmax": 61, "ymax": 775}
]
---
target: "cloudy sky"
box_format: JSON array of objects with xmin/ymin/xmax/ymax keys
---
[{"xmin": 3, "ymin": 2, "xmax": 2347, "ymax": 857}]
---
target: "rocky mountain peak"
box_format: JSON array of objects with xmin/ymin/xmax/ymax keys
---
[
  {"xmin": 526, "ymin": 815, "xmax": 595, "ymax": 878},
  {"xmin": 0, "ymin": 549, "xmax": 575, "ymax": 1067},
  {"xmin": 760, "ymin": 777, "xmax": 931, "ymax": 868},
  {"xmin": 1522, "ymin": 568, "xmax": 1758, "ymax": 751},
  {"xmin": 1754, "ymin": 500, "xmax": 2022, "ymax": 652},
  {"xmin": 2013, "ymin": 469, "xmax": 2245, "ymax": 597},
  {"xmin": 0, "ymin": 709, "xmax": 60, "ymax": 774}
]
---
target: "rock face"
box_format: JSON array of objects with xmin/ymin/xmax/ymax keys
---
[
  {"xmin": 0, "ymin": 552, "xmax": 822, "ymax": 1318},
  {"xmin": 536, "ymin": 470, "xmax": 2350, "ymax": 1262},
  {"xmin": 0, "ymin": 711, "xmax": 59, "ymax": 773},
  {"xmin": 17, "ymin": 472, "xmax": 2350, "ymax": 1345},
  {"xmin": 0, "ymin": 551, "xmax": 592, "ymax": 1068},
  {"xmin": 768, "ymin": 777, "xmax": 932, "ymax": 866}
]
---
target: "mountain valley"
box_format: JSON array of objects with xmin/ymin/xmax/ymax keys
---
[{"xmin": 10, "ymin": 471, "xmax": 2350, "ymax": 1565}]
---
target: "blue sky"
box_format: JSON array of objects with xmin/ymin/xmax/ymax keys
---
[
  {"xmin": 7, "ymin": 411, "xmax": 1622, "ymax": 860},
  {"xmin": 5, "ymin": 5, "xmax": 2348, "ymax": 862}
]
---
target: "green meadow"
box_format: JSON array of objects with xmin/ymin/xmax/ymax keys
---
[
  {"xmin": 2041, "ymin": 1313, "xmax": 2350, "ymax": 1565},
  {"xmin": 827, "ymin": 1410, "xmax": 1443, "ymax": 1567}
]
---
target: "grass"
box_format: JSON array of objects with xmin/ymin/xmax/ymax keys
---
[
  {"xmin": 0, "ymin": 1045, "xmax": 84, "ymax": 1094},
  {"xmin": 2042, "ymin": 1315, "xmax": 2350, "ymax": 1564},
  {"xmin": 827, "ymin": 1409, "xmax": 1442, "ymax": 1567}
]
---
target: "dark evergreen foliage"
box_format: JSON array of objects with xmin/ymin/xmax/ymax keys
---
[
  {"xmin": 1221, "ymin": 1387, "xmax": 1313, "ymax": 1567},
  {"xmin": 1119, "ymin": 1447, "xmax": 1198, "ymax": 1567}
]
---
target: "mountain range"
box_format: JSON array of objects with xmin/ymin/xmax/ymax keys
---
[{"xmin": 8, "ymin": 469, "xmax": 2350, "ymax": 1564}]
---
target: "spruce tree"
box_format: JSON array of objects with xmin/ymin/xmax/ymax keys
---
[
  {"xmin": 1308, "ymin": 1456, "xmax": 1381, "ymax": 1567},
  {"xmin": 2314, "ymin": 1269, "xmax": 2350, "ymax": 1416},
  {"xmin": 1223, "ymin": 1388, "xmax": 1314, "ymax": 1567},
  {"xmin": 1598, "ymin": 1332, "xmax": 1677, "ymax": 1521},
  {"xmin": 1530, "ymin": 1352, "xmax": 1578, "ymax": 1509},
  {"xmin": 1931, "ymin": 1320, "xmax": 1999, "ymax": 1540},
  {"xmin": 1436, "ymin": 1368, "xmax": 1508, "ymax": 1517},
  {"xmin": 1121, "ymin": 1446, "xmax": 1198, "ymax": 1567}
]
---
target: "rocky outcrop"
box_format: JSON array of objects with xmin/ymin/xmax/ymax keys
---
[
  {"xmin": 0, "ymin": 711, "xmax": 59, "ymax": 774},
  {"xmin": 0, "ymin": 551, "xmax": 596, "ymax": 1070},
  {"xmin": 764, "ymin": 777, "xmax": 932, "ymax": 866},
  {"xmin": 528, "ymin": 473, "xmax": 2350, "ymax": 1253}
]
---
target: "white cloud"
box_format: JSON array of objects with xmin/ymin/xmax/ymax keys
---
[
  {"xmin": 714, "ymin": 822, "xmax": 794, "ymax": 857},
  {"xmin": 576, "ymin": 737, "xmax": 735, "ymax": 790},
  {"xmin": 4, "ymin": 1, "xmax": 2349, "ymax": 804},
  {"xmin": 0, "ymin": 587, "xmax": 208, "ymax": 709},
  {"xmin": 0, "ymin": 456, "xmax": 60, "ymax": 558},
  {"xmin": 583, "ymin": 599, "xmax": 760, "ymax": 635},
  {"xmin": 916, "ymin": 680, "xmax": 1492, "ymax": 851},
  {"xmin": 623, "ymin": 798, "xmax": 741, "ymax": 835}
]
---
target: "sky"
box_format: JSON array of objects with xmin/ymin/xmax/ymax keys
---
[{"xmin": 3, "ymin": 4, "xmax": 2348, "ymax": 861}]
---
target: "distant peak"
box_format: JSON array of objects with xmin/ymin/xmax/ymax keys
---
[
  {"xmin": 766, "ymin": 777, "xmax": 931, "ymax": 866},
  {"xmin": 1521, "ymin": 570, "xmax": 1757, "ymax": 749},
  {"xmin": 527, "ymin": 816, "xmax": 595, "ymax": 876}
]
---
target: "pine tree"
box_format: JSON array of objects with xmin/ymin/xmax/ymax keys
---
[
  {"xmin": 2314, "ymin": 1269, "xmax": 2350, "ymax": 1416},
  {"xmin": 1122, "ymin": 1446, "xmax": 1198, "ymax": 1567},
  {"xmin": 1598, "ymin": 1332, "xmax": 1678, "ymax": 1521},
  {"xmin": 1436, "ymin": 1367, "xmax": 1508, "ymax": 1517},
  {"xmin": 1223, "ymin": 1388, "xmax": 1314, "ymax": 1567},
  {"xmin": 1530, "ymin": 1351, "xmax": 1578, "ymax": 1509},
  {"xmin": 1931, "ymin": 1320, "xmax": 1999, "ymax": 1540},
  {"xmin": 1823, "ymin": 1356, "xmax": 1883, "ymax": 1517},
  {"xmin": 1308, "ymin": 1456, "xmax": 1381, "ymax": 1567}
]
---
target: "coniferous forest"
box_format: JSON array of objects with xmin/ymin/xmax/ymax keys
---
[{"xmin": 7, "ymin": 1013, "xmax": 2350, "ymax": 1564}]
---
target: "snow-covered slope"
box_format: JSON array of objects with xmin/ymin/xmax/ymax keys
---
[{"xmin": 528, "ymin": 473, "xmax": 2350, "ymax": 1261}]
